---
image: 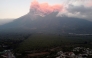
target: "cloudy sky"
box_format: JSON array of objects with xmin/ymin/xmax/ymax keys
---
[{"xmin": 0, "ymin": 0, "xmax": 92, "ymax": 20}]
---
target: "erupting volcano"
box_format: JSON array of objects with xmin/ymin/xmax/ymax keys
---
[{"xmin": 0, "ymin": 0, "xmax": 92, "ymax": 34}]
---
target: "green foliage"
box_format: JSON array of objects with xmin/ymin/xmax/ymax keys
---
[
  {"xmin": 17, "ymin": 34, "xmax": 63, "ymax": 52},
  {"xmin": 16, "ymin": 34, "xmax": 92, "ymax": 52},
  {"xmin": 1, "ymin": 33, "xmax": 92, "ymax": 53}
]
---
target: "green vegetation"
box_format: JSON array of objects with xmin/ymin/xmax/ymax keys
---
[
  {"xmin": 0, "ymin": 33, "xmax": 92, "ymax": 53},
  {"xmin": 17, "ymin": 34, "xmax": 62, "ymax": 52},
  {"xmin": 16, "ymin": 34, "xmax": 92, "ymax": 52},
  {"xmin": 0, "ymin": 33, "xmax": 92, "ymax": 58}
]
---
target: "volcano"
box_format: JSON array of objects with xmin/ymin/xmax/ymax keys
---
[
  {"xmin": 0, "ymin": 10, "xmax": 92, "ymax": 34},
  {"xmin": 0, "ymin": 1, "xmax": 92, "ymax": 34}
]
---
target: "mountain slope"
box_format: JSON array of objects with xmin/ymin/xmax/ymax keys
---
[{"xmin": 0, "ymin": 11, "xmax": 92, "ymax": 34}]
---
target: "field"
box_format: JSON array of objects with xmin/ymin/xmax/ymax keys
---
[{"xmin": 16, "ymin": 34, "xmax": 92, "ymax": 52}]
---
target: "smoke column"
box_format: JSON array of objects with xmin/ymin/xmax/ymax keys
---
[{"xmin": 30, "ymin": 0, "xmax": 63, "ymax": 15}]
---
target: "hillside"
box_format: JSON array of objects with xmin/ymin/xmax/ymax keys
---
[{"xmin": 0, "ymin": 11, "xmax": 92, "ymax": 34}]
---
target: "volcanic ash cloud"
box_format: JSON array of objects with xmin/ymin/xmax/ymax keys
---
[{"xmin": 30, "ymin": 0, "xmax": 63, "ymax": 15}]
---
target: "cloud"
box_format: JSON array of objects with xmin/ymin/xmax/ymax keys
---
[
  {"xmin": 30, "ymin": 0, "xmax": 63, "ymax": 15},
  {"xmin": 64, "ymin": 0, "xmax": 92, "ymax": 7},
  {"xmin": 85, "ymin": 0, "xmax": 92, "ymax": 7},
  {"xmin": 58, "ymin": 0, "xmax": 92, "ymax": 20},
  {"xmin": 30, "ymin": 0, "xmax": 92, "ymax": 20}
]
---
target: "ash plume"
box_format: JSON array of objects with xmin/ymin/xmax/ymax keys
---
[{"xmin": 30, "ymin": 0, "xmax": 63, "ymax": 15}]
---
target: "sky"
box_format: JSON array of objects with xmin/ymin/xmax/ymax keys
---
[
  {"xmin": 0, "ymin": 0, "xmax": 62, "ymax": 19},
  {"xmin": 0, "ymin": 0, "xmax": 92, "ymax": 20}
]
